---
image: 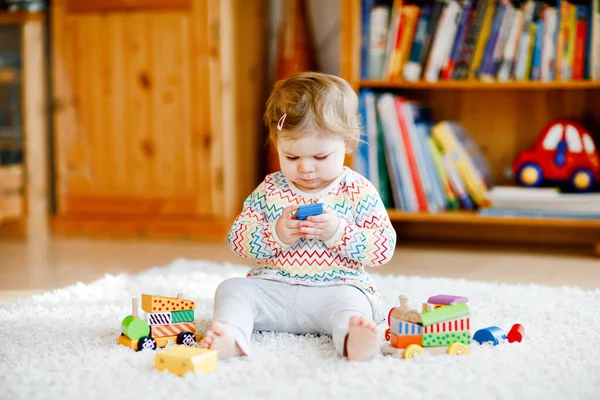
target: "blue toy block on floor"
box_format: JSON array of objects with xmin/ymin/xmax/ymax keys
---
[{"xmin": 473, "ymin": 326, "xmax": 507, "ymax": 346}]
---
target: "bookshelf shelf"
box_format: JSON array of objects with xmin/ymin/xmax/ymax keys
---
[
  {"xmin": 0, "ymin": 11, "xmax": 45, "ymax": 25},
  {"xmin": 361, "ymin": 80, "xmax": 600, "ymax": 90},
  {"xmin": 387, "ymin": 210, "xmax": 600, "ymax": 228}
]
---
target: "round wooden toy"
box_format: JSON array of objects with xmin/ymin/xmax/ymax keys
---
[{"xmin": 121, "ymin": 298, "xmax": 150, "ymax": 340}]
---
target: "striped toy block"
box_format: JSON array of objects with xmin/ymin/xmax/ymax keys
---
[
  {"xmin": 424, "ymin": 317, "xmax": 470, "ymax": 334},
  {"xmin": 171, "ymin": 310, "xmax": 194, "ymax": 323},
  {"xmin": 151, "ymin": 322, "xmax": 196, "ymax": 338},
  {"xmin": 390, "ymin": 333, "xmax": 422, "ymax": 349},
  {"xmin": 147, "ymin": 312, "xmax": 172, "ymax": 326},
  {"xmin": 142, "ymin": 294, "xmax": 195, "ymax": 313},
  {"xmin": 422, "ymin": 331, "xmax": 471, "ymax": 348},
  {"xmin": 390, "ymin": 316, "xmax": 423, "ymax": 336}
]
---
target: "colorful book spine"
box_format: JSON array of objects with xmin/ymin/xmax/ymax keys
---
[
  {"xmin": 404, "ymin": 3, "xmax": 434, "ymax": 81},
  {"xmin": 541, "ymin": 6, "xmax": 558, "ymax": 81},
  {"xmin": 497, "ymin": 7, "xmax": 524, "ymax": 81},
  {"xmin": 454, "ymin": 0, "xmax": 491, "ymax": 79},
  {"xmin": 440, "ymin": 0, "xmax": 474, "ymax": 79},
  {"xmin": 530, "ymin": 14, "xmax": 545, "ymax": 81}
]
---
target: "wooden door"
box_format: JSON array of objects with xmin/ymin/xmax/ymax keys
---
[{"xmin": 51, "ymin": 0, "xmax": 216, "ymax": 218}]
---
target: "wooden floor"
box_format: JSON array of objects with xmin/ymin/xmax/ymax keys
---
[{"xmin": 1, "ymin": 238, "xmax": 599, "ymax": 305}]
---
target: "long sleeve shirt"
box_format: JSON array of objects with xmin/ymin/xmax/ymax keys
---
[{"xmin": 227, "ymin": 167, "xmax": 397, "ymax": 322}]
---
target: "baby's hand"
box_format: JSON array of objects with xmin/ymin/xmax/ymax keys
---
[
  {"xmin": 298, "ymin": 211, "xmax": 340, "ymax": 241},
  {"xmin": 275, "ymin": 205, "xmax": 303, "ymax": 245}
]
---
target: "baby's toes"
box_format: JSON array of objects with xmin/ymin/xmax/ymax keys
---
[
  {"xmin": 366, "ymin": 320, "xmax": 378, "ymax": 331},
  {"xmin": 349, "ymin": 315, "xmax": 361, "ymax": 328}
]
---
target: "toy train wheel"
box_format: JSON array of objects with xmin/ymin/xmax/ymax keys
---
[
  {"xmin": 385, "ymin": 328, "xmax": 391, "ymax": 341},
  {"xmin": 403, "ymin": 344, "xmax": 424, "ymax": 360},
  {"xmin": 137, "ymin": 336, "xmax": 157, "ymax": 351},
  {"xmin": 177, "ymin": 331, "xmax": 196, "ymax": 346},
  {"xmin": 447, "ymin": 342, "xmax": 469, "ymax": 356}
]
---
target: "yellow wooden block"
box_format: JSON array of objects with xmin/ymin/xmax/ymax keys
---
[
  {"xmin": 141, "ymin": 293, "xmax": 196, "ymax": 313},
  {"xmin": 154, "ymin": 345, "xmax": 218, "ymax": 376}
]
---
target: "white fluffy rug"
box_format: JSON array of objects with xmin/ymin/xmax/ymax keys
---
[{"xmin": 1, "ymin": 259, "xmax": 599, "ymax": 400}]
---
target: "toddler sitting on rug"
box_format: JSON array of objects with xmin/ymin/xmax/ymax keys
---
[{"xmin": 201, "ymin": 72, "xmax": 397, "ymax": 361}]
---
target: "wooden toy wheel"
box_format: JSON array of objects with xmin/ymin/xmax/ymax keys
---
[
  {"xmin": 403, "ymin": 344, "xmax": 424, "ymax": 359},
  {"xmin": 177, "ymin": 331, "xmax": 196, "ymax": 346},
  {"xmin": 570, "ymin": 169, "xmax": 595, "ymax": 192},
  {"xmin": 516, "ymin": 162, "xmax": 543, "ymax": 187},
  {"xmin": 137, "ymin": 336, "xmax": 157, "ymax": 351},
  {"xmin": 385, "ymin": 328, "xmax": 391, "ymax": 341},
  {"xmin": 447, "ymin": 342, "xmax": 469, "ymax": 356}
]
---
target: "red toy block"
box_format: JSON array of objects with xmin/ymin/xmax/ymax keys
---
[{"xmin": 507, "ymin": 323, "xmax": 525, "ymax": 343}]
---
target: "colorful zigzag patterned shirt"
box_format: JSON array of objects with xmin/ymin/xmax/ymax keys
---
[{"xmin": 227, "ymin": 167, "xmax": 397, "ymax": 323}]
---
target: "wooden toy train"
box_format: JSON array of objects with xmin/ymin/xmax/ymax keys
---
[
  {"xmin": 118, "ymin": 293, "xmax": 202, "ymax": 351},
  {"xmin": 383, "ymin": 294, "xmax": 471, "ymax": 359}
]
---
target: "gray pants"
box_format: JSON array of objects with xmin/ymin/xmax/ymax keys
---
[{"xmin": 211, "ymin": 277, "xmax": 375, "ymax": 356}]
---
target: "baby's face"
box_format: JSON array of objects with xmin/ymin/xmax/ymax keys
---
[{"xmin": 277, "ymin": 134, "xmax": 346, "ymax": 193}]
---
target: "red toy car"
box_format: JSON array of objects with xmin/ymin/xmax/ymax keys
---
[{"xmin": 512, "ymin": 119, "xmax": 600, "ymax": 192}]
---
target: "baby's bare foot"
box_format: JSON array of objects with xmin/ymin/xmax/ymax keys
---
[
  {"xmin": 200, "ymin": 322, "xmax": 245, "ymax": 359},
  {"xmin": 345, "ymin": 315, "xmax": 379, "ymax": 362}
]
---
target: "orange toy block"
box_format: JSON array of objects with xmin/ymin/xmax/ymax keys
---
[
  {"xmin": 151, "ymin": 322, "xmax": 196, "ymax": 338},
  {"xmin": 390, "ymin": 333, "xmax": 422, "ymax": 349},
  {"xmin": 142, "ymin": 293, "xmax": 195, "ymax": 313}
]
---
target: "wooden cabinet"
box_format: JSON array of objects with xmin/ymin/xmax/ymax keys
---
[{"xmin": 51, "ymin": 0, "xmax": 268, "ymax": 240}]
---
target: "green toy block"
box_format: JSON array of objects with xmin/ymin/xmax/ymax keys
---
[
  {"xmin": 422, "ymin": 331, "xmax": 471, "ymax": 347},
  {"xmin": 121, "ymin": 315, "xmax": 150, "ymax": 341},
  {"xmin": 420, "ymin": 302, "xmax": 470, "ymax": 327},
  {"xmin": 171, "ymin": 310, "xmax": 194, "ymax": 323}
]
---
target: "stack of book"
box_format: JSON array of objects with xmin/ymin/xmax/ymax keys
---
[
  {"xmin": 361, "ymin": 0, "xmax": 600, "ymax": 82},
  {"xmin": 481, "ymin": 186, "xmax": 600, "ymax": 218},
  {"xmin": 354, "ymin": 89, "xmax": 493, "ymax": 213}
]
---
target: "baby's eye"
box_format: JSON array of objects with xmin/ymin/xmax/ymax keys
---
[
  {"xmin": 314, "ymin": 155, "xmax": 328, "ymax": 160},
  {"xmin": 286, "ymin": 156, "xmax": 299, "ymax": 161}
]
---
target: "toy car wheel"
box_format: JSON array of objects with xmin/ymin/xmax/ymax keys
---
[
  {"xmin": 177, "ymin": 331, "xmax": 196, "ymax": 346},
  {"xmin": 447, "ymin": 342, "xmax": 469, "ymax": 356},
  {"xmin": 570, "ymin": 169, "xmax": 595, "ymax": 192},
  {"xmin": 403, "ymin": 344, "xmax": 424, "ymax": 360},
  {"xmin": 516, "ymin": 162, "xmax": 543, "ymax": 187},
  {"xmin": 385, "ymin": 328, "xmax": 391, "ymax": 341},
  {"xmin": 137, "ymin": 336, "xmax": 157, "ymax": 351}
]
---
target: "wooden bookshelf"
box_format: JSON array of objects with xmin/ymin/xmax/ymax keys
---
[{"xmin": 340, "ymin": 0, "xmax": 600, "ymax": 255}]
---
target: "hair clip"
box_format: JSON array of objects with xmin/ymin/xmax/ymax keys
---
[{"xmin": 277, "ymin": 113, "xmax": 287, "ymax": 131}]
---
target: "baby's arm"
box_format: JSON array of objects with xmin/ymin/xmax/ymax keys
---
[
  {"xmin": 227, "ymin": 181, "xmax": 286, "ymax": 259},
  {"xmin": 323, "ymin": 181, "xmax": 396, "ymax": 266}
]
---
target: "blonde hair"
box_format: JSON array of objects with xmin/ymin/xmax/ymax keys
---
[{"xmin": 263, "ymin": 71, "xmax": 361, "ymax": 152}]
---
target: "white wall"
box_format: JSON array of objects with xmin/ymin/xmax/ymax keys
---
[{"xmin": 267, "ymin": 0, "xmax": 341, "ymax": 83}]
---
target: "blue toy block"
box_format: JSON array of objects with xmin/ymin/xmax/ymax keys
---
[
  {"xmin": 295, "ymin": 203, "xmax": 324, "ymax": 220},
  {"xmin": 473, "ymin": 326, "xmax": 507, "ymax": 346}
]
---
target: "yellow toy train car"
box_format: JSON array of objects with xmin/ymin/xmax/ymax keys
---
[
  {"xmin": 383, "ymin": 294, "xmax": 471, "ymax": 359},
  {"xmin": 118, "ymin": 293, "xmax": 202, "ymax": 351}
]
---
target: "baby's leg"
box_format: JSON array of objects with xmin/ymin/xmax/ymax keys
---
[
  {"xmin": 298, "ymin": 285, "xmax": 379, "ymax": 361},
  {"xmin": 201, "ymin": 277, "xmax": 298, "ymax": 359}
]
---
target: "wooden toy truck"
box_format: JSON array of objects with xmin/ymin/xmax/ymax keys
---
[
  {"xmin": 383, "ymin": 294, "xmax": 471, "ymax": 359},
  {"xmin": 118, "ymin": 293, "xmax": 202, "ymax": 351}
]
